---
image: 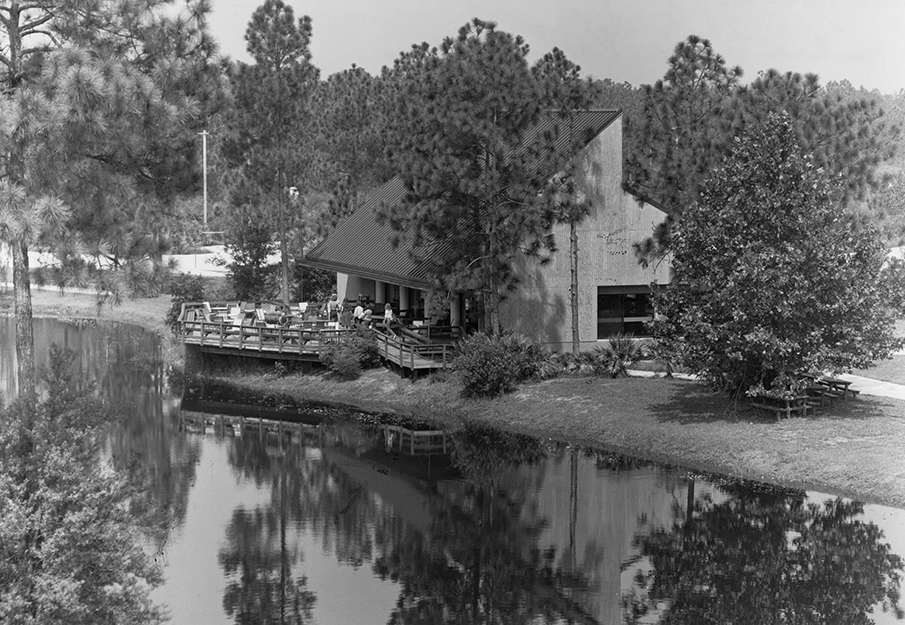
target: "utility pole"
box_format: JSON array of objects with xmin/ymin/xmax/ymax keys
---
[{"xmin": 199, "ymin": 130, "xmax": 209, "ymax": 231}]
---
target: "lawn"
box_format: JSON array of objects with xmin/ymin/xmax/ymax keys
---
[
  {"xmin": 217, "ymin": 363, "xmax": 905, "ymax": 508},
  {"xmin": 860, "ymin": 354, "xmax": 905, "ymax": 384}
]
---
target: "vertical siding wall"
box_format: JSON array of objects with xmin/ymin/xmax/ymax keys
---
[{"xmin": 500, "ymin": 117, "xmax": 671, "ymax": 352}]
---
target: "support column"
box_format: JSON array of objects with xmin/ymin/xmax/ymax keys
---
[
  {"xmin": 399, "ymin": 286, "xmax": 410, "ymax": 311},
  {"xmin": 376, "ymin": 281, "xmax": 388, "ymax": 304},
  {"xmin": 450, "ymin": 292, "xmax": 462, "ymax": 328}
]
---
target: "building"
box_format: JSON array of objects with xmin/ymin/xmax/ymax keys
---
[{"xmin": 304, "ymin": 109, "xmax": 671, "ymax": 352}]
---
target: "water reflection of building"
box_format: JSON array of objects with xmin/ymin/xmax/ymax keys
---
[{"xmin": 491, "ymin": 453, "xmax": 715, "ymax": 624}]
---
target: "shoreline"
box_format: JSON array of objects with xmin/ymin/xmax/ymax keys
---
[{"xmin": 5, "ymin": 289, "xmax": 905, "ymax": 509}]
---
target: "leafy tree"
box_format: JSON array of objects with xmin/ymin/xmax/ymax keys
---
[
  {"xmin": 165, "ymin": 272, "xmax": 207, "ymax": 334},
  {"xmin": 867, "ymin": 170, "xmax": 905, "ymax": 246},
  {"xmin": 651, "ymin": 112, "xmax": 902, "ymax": 395},
  {"xmin": 0, "ymin": 347, "xmax": 165, "ymax": 624},
  {"xmin": 381, "ymin": 19, "xmax": 580, "ymax": 333},
  {"xmin": 224, "ymin": 0, "xmax": 319, "ymax": 306},
  {"xmin": 0, "ymin": 0, "xmax": 222, "ymax": 398}
]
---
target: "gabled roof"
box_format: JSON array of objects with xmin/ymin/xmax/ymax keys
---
[{"xmin": 304, "ymin": 109, "xmax": 623, "ymax": 288}]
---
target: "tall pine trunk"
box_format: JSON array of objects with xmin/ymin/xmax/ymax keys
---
[
  {"xmin": 570, "ymin": 219, "xmax": 580, "ymax": 356},
  {"xmin": 12, "ymin": 238, "xmax": 36, "ymax": 398},
  {"xmin": 278, "ymin": 170, "xmax": 290, "ymax": 307}
]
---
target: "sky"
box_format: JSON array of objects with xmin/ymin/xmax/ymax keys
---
[{"xmin": 204, "ymin": 0, "xmax": 905, "ymax": 94}]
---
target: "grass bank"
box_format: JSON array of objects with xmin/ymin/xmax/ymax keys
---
[{"xmin": 5, "ymin": 289, "xmax": 905, "ymax": 508}]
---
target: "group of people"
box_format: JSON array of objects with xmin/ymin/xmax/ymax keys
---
[{"xmin": 323, "ymin": 294, "xmax": 403, "ymax": 337}]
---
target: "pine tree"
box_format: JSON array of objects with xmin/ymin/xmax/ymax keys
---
[
  {"xmin": 312, "ymin": 65, "xmax": 391, "ymax": 236},
  {"xmin": 0, "ymin": 0, "xmax": 221, "ymax": 398},
  {"xmin": 224, "ymin": 0, "xmax": 319, "ymax": 306},
  {"xmin": 381, "ymin": 19, "xmax": 574, "ymax": 333},
  {"xmin": 624, "ymin": 35, "xmax": 742, "ymax": 263},
  {"xmin": 532, "ymin": 47, "xmax": 600, "ymax": 355},
  {"xmin": 627, "ymin": 36, "xmax": 899, "ymax": 266}
]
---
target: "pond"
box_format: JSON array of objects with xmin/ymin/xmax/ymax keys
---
[{"xmin": 2, "ymin": 317, "xmax": 904, "ymax": 624}]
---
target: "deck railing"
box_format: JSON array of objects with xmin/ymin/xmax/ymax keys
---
[{"xmin": 177, "ymin": 301, "xmax": 459, "ymax": 370}]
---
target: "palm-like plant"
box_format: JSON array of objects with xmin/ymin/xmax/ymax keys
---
[{"xmin": 593, "ymin": 333, "xmax": 644, "ymax": 378}]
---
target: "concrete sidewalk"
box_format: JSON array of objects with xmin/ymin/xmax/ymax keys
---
[
  {"xmin": 628, "ymin": 369, "xmax": 905, "ymax": 401},
  {"xmin": 836, "ymin": 373, "xmax": 905, "ymax": 401}
]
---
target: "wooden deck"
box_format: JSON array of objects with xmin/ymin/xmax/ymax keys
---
[
  {"xmin": 177, "ymin": 301, "xmax": 460, "ymax": 372},
  {"xmin": 178, "ymin": 411, "xmax": 450, "ymax": 456}
]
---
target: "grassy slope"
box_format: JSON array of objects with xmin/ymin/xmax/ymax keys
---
[
  {"xmin": 5, "ymin": 289, "xmax": 905, "ymax": 508},
  {"xmin": 230, "ymin": 367, "xmax": 905, "ymax": 508}
]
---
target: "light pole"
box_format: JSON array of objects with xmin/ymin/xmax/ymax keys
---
[{"xmin": 199, "ymin": 130, "xmax": 209, "ymax": 231}]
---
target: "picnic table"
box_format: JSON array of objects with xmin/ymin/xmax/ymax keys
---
[
  {"xmin": 816, "ymin": 376, "xmax": 860, "ymax": 400},
  {"xmin": 805, "ymin": 383, "xmax": 842, "ymax": 407},
  {"xmin": 751, "ymin": 394, "xmax": 813, "ymax": 421}
]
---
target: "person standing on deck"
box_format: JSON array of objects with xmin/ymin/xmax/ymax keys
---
[
  {"xmin": 327, "ymin": 293, "xmax": 339, "ymax": 321},
  {"xmin": 353, "ymin": 299, "xmax": 365, "ymax": 325},
  {"xmin": 384, "ymin": 303, "xmax": 399, "ymax": 338}
]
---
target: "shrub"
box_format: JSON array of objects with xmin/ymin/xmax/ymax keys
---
[
  {"xmin": 165, "ymin": 273, "xmax": 206, "ymax": 334},
  {"xmin": 496, "ymin": 331, "xmax": 554, "ymax": 380},
  {"xmin": 453, "ymin": 333, "xmax": 521, "ymax": 397},
  {"xmin": 318, "ymin": 327, "xmax": 380, "ymax": 379},
  {"xmin": 592, "ymin": 333, "xmax": 644, "ymax": 378}
]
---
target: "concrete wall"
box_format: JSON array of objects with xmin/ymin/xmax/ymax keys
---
[
  {"xmin": 338, "ymin": 273, "xmax": 376, "ymax": 303},
  {"xmin": 500, "ymin": 116, "xmax": 671, "ymax": 351}
]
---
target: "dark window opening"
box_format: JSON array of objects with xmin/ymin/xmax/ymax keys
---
[{"xmin": 597, "ymin": 288, "xmax": 653, "ymax": 339}]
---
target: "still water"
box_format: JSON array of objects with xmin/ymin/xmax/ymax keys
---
[{"xmin": 2, "ymin": 318, "xmax": 904, "ymax": 624}]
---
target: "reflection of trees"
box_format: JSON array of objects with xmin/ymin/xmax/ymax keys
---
[
  {"xmin": 220, "ymin": 418, "xmax": 604, "ymax": 624},
  {"xmin": 628, "ymin": 484, "xmax": 904, "ymax": 625},
  {"xmin": 221, "ymin": 432, "xmax": 318, "ymax": 624},
  {"xmin": 219, "ymin": 503, "xmax": 316, "ymax": 624},
  {"xmin": 99, "ymin": 324, "xmax": 199, "ymax": 550},
  {"xmin": 365, "ymin": 423, "xmax": 599, "ymax": 624},
  {"xmin": 376, "ymin": 479, "xmax": 600, "ymax": 625}
]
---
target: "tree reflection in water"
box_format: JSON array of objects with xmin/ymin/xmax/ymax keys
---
[
  {"xmin": 99, "ymin": 323, "xmax": 201, "ymax": 553},
  {"xmin": 216, "ymin": 419, "xmax": 602, "ymax": 625},
  {"xmin": 627, "ymin": 481, "xmax": 904, "ymax": 624},
  {"xmin": 220, "ymin": 431, "xmax": 317, "ymax": 624},
  {"xmin": 201, "ymin": 399, "xmax": 904, "ymax": 625},
  {"xmin": 375, "ymin": 423, "xmax": 600, "ymax": 624}
]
